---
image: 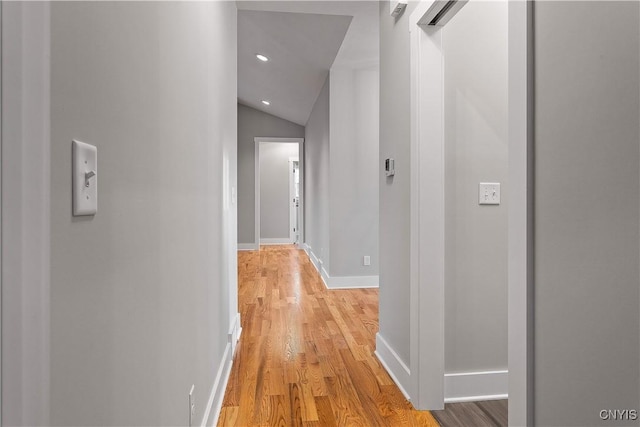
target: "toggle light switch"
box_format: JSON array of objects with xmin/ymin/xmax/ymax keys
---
[
  {"xmin": 73, "ymin": 140, "xmax": 97, "ymax": 216},
  {"xmin": 478, "ymin": 182, "xmax": 500, "ymax": 205}
]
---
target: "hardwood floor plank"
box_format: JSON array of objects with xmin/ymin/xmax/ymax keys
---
[
  {"xmin": 266, "ymin": 395, "xmax": 287, "ymax": 427},
  {"xmin": 288, "ymin": 383, "xmax": 305, "ymax": 426},
  {"xmin": 218, "ymin": 407, "xmax": 239, "ymax": 427},
  {"xmin": 476, "ymin": 400, "xmax": 508, "ymax": 427},
  {"xmin": 313, "ymin": 396, "xmax": 337, "ymax": 427},
  {"xmin": 432, "ymin": 401, "xmax": 507, "ymax": 427}
]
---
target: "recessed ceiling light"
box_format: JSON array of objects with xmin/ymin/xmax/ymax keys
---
[
  {"xmin": 261, "ymin": 100, "xmax": 270, "ymax": 106},
  {"xmin": 256, "ymin": 54, "xmax": 269, "ymax": 62}
]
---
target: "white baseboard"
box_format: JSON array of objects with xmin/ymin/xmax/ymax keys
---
[
  {"xmin": 444, "ymin": 370, "xmax": 508, "ymax": 403},
  {"xmin": 202, "ymin": 344, "xmax": 232, "ymax": 427},
  {"xmin": 303, "ymin": 246, "xmax": 378, "ymax": 289},
  {"xmin": 260, "ymin": 238, "xmax": 293, "ymax": 245},
  {"xmin": 374, "ymin": 333, "xmax": 411, "ymax": 400},
  {"xmin": 238, "ymin": 243, "xmax": 258, "ymax": 251},
  {"xmin": 203, "ymin": 312, "xmax": 242, "ymax": 427},
  {"xmin": 304, "ymin": 245, "xmax": 323, "ymax": 272},
  {"xmin": 325, "ymin": 274, "xmax": 379, "ymax": 289},
  {"xmin": 229, "ymin": 313, "xmax": 242, "ymax": 355},
  {"xmin": 319, "ymin": 266, "xmax": 331, "ymax": 288}
]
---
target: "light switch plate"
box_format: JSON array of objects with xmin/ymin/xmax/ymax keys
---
[
  {"xmin": 73, "ymin": 140, "xmax": 97, "ymax": 216},
  {"xmin": 479, "ymin": 182, "xmax": 500, "ymax": 205}
]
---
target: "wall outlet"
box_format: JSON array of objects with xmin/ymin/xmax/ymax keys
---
[
  {"xmin": 189, "ymin": 385, "xmax": 195, "ymax": 427},
  {"xmin": 363, "ymin": 256, "xmax": 371, "ymax": 266}
]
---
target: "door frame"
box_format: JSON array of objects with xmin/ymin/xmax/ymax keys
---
[
  {"xmin": 254, "ymin": 137, "xmax": 304, "ymax": 248},
  {"xmin": 1, "ymin": 3, "xmax": 51, "ymax": 425},
  {"xmin": 408, "ymin": 0, "xmax": 533, "ymax": 423}
]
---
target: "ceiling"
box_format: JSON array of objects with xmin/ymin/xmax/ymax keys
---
[{"xmin": 237, "ymin": 1, "xmax": 380, "ymax": 126}]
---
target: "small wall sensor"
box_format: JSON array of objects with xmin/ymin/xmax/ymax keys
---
[
  {"xmin": 385, "ymin": 158, "xmax": 395, "ymax": 177},
  {"xmin": 390, "ymin": 0, "xmax": 408, "ymax": 17}
]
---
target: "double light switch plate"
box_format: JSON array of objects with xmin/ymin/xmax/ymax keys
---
[
  {"xmin": 73, "ymin": 140, "xmax": 97, "ymax": 216},
  {"xmin": 478, "ymin": 182, "xmax": 500, "ymax": 205}
]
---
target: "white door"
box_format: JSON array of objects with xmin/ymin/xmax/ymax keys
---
[{"xmin": 289, "ymin": 159, "xmax": 300, "ymax": 244}]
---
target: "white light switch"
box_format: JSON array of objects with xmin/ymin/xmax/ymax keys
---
[
  {"xmin": 73, "ymin": 140, "xmax": 97, "ymax": 216},
  {"xmin": 479, "ymin": 182, "xmax": 500, "ymax": 205}
]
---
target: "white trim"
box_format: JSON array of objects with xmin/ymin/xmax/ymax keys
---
[
  {"xmin": 259, "ymin": 238, "xmax": 293, "ymax": 245},
  {"xmin": 409, "ymin": 0, "xmax": 452, "ymax": 410},
  {"xmin": 254, "ymin": 137, "xmax": 305, "ymax": 250},
  {"xmin": 1, "ymin": 3, "xmax": 51, "ymax": 425},
  {"xmin": 288, "ymin": 157, "xmax": 300, "ymax": 245},
  {"xmin": 324, "ymin": 275, "xmax": 378, "ymax": 289},
  {"xmin": 303, "ymin": 244, "xmax": 323, "ymax": 273},
  {"xmin": 202, "ymin": 343, "xmax": 232, "ymax": 427},
  {"xmin": 444, "ymin": 370, "xmax": 509, "ymax": 403},
  {"xmin": 204, "ymin": 312, "xmax": 242, "ymax": 427},
  {"xmin": 237, "ymin": 243, "xmax": 258, "ymax": 251},
  {"xmin": 254, "ymin": 137, "xmax": 305, "ymax": 143},
  {"xmin": 229, "ymin": 312, "xmax": 242, "ymax": 355},
  {"xmin": 507, "ymin": 0, "xmax": 534, "ymax": 425},
  {"xmin": 254, "ymin": 141, "xmax": 260, "ymax": 253},
  {"xmin": 288, "ymin": 158, "xmax": 295, "ymax": 244},
  {"xmin": 374, "ymin": 333, "xmax": 411, "ymax": 400},
  {"xmin": 0, "ymin": 5, "xmax": 4, "ymax": 422},
  {"xmin": 320, "ymin": 266, "xmax": 331, "ymax": 287}
]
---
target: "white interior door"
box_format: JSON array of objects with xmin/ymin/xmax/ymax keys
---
[{"xmin": 289, "ymin": 159, "xmax": 300, "ymax": 244}]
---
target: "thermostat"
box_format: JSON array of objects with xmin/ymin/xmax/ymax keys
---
[{"xmin": 390, "ymin": 0, "xmax": 407, "ymax": 17}]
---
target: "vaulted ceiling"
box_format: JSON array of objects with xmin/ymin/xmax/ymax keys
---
[{"xmin": 236, "ymin": 1, "xmax": 380, "ymax": 126}]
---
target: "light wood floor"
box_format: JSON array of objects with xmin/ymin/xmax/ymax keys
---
[{"xmin": 218, "ymin": 245, "xmax": 439, "ymax": 426}]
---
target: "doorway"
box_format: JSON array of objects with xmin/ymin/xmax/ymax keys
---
[
  {"xmin": 408, "ymin": 0, "xmax": 529, "ymax": 421},
  {"xmin": 254, "ymin": 137, "xmax": 304, "ymax": 247}
]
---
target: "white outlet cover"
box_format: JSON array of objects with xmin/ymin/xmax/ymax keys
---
[
  {"xmin": 73, "ymin": 140, "xmax": 97, "ymax": 216},
  {"xmin": 478, "ymin": 182, "xmax": 500, "ymax": 205}
]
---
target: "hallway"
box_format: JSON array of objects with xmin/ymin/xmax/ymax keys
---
[{"xmin": 218, "ymin": 246, "xmax": 438, "ymax": 426}]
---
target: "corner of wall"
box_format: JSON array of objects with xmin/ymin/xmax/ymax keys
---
[
  {"xmin": 374, "ymin": 333, "xmax": 411, "ymax": 400},
  {"xmin": 303, "ymin": 245, "xmax": 378, "ymax": 289}
]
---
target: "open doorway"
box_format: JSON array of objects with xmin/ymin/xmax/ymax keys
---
[
  {"xmin": 254, "ymin": 137, "xmax": 304, "ymax": 247},
  {"xmin": 407, "ymin": 0, "xmax": 517, "ymax": 420}
]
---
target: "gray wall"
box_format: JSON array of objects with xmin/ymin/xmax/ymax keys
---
[
  {"xmin": 330, "ymin": 65, "xmax": 380, "ymax": 277},
  {"xmin": 443, "ymin": 1, "xmax": 508, "ymax": 373},
  {"xmin": 259, "ymin": 142, "xmax": 298, "ymax": 240},
  {"xmin": 534, "ymin": 2, "xmax": 639, "ymax": 425},
  {"xmin": 237, "ymin": 103, "xmax": 304, "ymax": 244},
  {"xmin": 305, "ymin": 77, "xmax": 331, "ymax": 271},
  {"xmin": 50, "ymin": 2, "xmax": 237, "ymax": 425},
  {"xmin": 378, "ymin": 0, "xmax": 418, "ymax": 366}
]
